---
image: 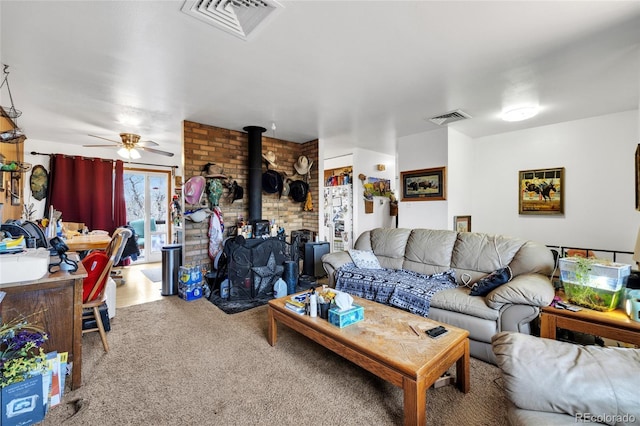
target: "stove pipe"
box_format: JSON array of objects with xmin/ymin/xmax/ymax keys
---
[{"xmin": 244, "ymin": 125, "xmax": 266, "ymax": 224}]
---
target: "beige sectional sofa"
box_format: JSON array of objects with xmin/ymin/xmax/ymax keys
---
[{"xmin": 321, "ymin": 228, "xmax": 555, "ymax": 364}]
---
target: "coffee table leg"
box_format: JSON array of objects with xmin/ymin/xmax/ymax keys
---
[
  {"xmin": 403, "ymin": 376, "xmax": 427, "ymax": 426},
  {"xmin": 456, "ymin": 339, "xmax": 470, "ymax": 393},
  {"xmin": 267, "ymin": 307, "xmax": 278, "ymax": 346}
]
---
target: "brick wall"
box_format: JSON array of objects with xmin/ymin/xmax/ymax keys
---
[{"xmin": 182, "ymin": 120, "xmax": 319, "ymax": 268}]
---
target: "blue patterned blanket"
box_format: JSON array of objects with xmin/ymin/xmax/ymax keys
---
[{"xmin": 335, "ymin": 264, "xmax": 458, "ymax": 317}]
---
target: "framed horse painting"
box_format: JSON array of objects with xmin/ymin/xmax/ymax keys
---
[{"xmin": 519, "ymin": 167, "xmax": 565, "ymax": 215}]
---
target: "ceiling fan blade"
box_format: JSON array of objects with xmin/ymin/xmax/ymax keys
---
[
  {"xmin": 138, "ymin": 140, "xmax": 159, "ymax": 147},
  {"xmin": 88, "ymin": 134, "xmax": 120, "ymax": 144},
  {"xmin": 140, "ymin": 146, "xmax": 174, "ymax": 157},
  {"xmin": 83, "ymin": 144, "xmax": 119, "ymax": 148}
]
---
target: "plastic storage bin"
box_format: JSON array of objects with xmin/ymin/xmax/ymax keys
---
[{"xmin": 559, "ymin": 258, "xmax": 631, "ymax": 311}]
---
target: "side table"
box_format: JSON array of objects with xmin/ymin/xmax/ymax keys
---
[{"xmin": 540, "ymin": 302, "xmax": 640, "ymax": 347}]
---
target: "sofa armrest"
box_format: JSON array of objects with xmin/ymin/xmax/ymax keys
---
[
  {"xmin": 485, "ymin": 273, "xmax": 554, "ymax": 309},
  {"xmin": 321, "ymin": 251, "xmax": 353, "ymax": 287},
  {"xmin": 492, "ymin": 332, "xmax": 640, "ymax": 422}
]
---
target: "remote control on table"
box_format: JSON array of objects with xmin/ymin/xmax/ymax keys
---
[{"xmin": 555, "ymin": 301, "xmax": 582, "ymax": 312}]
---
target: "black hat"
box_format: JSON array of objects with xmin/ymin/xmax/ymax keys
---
[
  {"xmin": 227, "ymin": 181, "xmax": 244, "ymax": 203},
  {"xmin": 289, "ymin": 180, "xmax": 309, "ymax": 202},
  {"xmin": 262, "ymin": 170, "xmax": 283, "ymax": 194}
]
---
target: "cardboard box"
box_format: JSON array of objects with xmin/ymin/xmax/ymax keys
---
[
  {"xmin": 328, "ymin": 304, "xmax": 364, "ymax": 328},
  {"xmin": 179, "ymin": 266, "xmax": 203, "ymax": 287},
  {"xmin": 179, "ymin": 283, "xmax": 203, "ymax": 301}
]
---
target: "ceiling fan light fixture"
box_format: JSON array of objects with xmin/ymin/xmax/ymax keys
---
[
  {"xmin": 118, "ymin": 147, "xmax": 141, "ymax": 160},
  {"xmin": 501, "ymin": 105, "xmax": 540, "ymax": 122}
]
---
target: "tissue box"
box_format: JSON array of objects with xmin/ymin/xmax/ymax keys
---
[{"xmin": 328, "ymin": 304, "xmax": 364, "ymax": 328}]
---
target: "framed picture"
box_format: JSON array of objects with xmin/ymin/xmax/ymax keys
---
[
  {"xmin": 454, "ymin": 216, "xmax": 471, "ymax": 232},
  {"xmin": 519, "ymin": 167, "xmax": 564, "ymax": 215},
  {"xmin": 10, "ymin": 172, "xmax": 21, "ymax": 206},
  {"xmin": 400, "ymin": 167, "xmax": 446, "ymax": 201},
  {"xmin": 635, "ymin": 144, "xmax": 640, "ymax": 211},
  {"xmin": 366, "ymin": 177, "xmax": 391, "ymax": 196}
]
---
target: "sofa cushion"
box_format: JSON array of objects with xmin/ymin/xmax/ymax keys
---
[
  {"xmin": 404, "ymin": 229, "xmax": 457, "ymax": 269},
  {"xmin": 348, "ymin": 249, "xmax": 382, "ymax": 269},
  {"xmin": 430, "ymin": 287, "xmax": 500, "ymax": 321},
  {"xmin": 508, "ymin": 240, "xmax": 555, "ymax": 276},
  {"xmin": 451, "ymin": 232, "xmax": 525, "ymax": 273},
  {"xmin": 369, "ymin": 228, "xmax": 411, "ymax": 259},
  {"xmin": 485, "ymin": 274, "xmax": 555, "ymax": 309},
  {"xmin": 492, "ymin": 332, "xmax": 640, "ymax": 425}
]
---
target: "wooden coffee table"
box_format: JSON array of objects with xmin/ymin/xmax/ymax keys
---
[{"xmin": 267, "ymin": 293, "xmax": 470, "ymax": 426}]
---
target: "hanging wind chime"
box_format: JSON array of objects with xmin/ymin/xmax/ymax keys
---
[{"xmin": 0, "ymin": 64, "xmax": 26, "ymax": 143}]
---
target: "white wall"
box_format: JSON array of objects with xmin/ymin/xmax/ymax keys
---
[
  {"xmin": 397, "ymin": 127, "xmax": 449, "ymax": 230},
  {"xmin": 352, "ymin": 148, "xmax": 396, "ymax": 239},
  {"xmin": 447, "ymin": 128, "xmax": 474, "ymax": 230},
  {"xmin": 395, "ymin": 110, "xmax": 638, "ymax": 253},
  {"xmin": 473, "ymin": 110, "xmax": 638, "ymax": 252}
]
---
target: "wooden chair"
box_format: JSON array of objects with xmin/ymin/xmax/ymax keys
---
[{"xmin": 82, "ymin": 228, "xmax": 132, "ymax": 352}]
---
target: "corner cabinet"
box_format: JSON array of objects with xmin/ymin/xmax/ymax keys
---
[{"xmin": 0, "ymin": 106, "xmax": 26, "ymax": 222}]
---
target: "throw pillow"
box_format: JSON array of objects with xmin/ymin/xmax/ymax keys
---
[
  {"xmin": 470, "ymin": 266, "xmax": 512, "ymax": 296},
  {"xmin": 348, "ymin": 249, "xmax": 382, "ymax": 269}
]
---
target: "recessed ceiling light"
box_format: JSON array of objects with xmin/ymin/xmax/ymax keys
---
[{"xmin": 501, "ymin": 105, "xmax": 540, "ymax": 122}]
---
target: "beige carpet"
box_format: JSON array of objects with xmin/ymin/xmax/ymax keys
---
[{"xmin": 43, "ymin": 297, "xmax": 509, "ymax": 425}]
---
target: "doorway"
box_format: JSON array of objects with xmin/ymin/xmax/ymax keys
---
[{"xmin": 123, "ymin": 168, "xmax": 171, "ymax": 263}]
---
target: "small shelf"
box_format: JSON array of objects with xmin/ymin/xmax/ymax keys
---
[
  {"xmin": 1, "ymin": 106, "xmax": 26, "ymax": 144},
  {"xmin": 0, "ymin": 132, "xmax": 26, "ymax": 144},
  {"xmin": 0, "ymin": 161, "xmax": 31, "ymax": 173}
]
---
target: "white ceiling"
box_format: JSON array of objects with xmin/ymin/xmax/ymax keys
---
[{"xmin": 1, "ymin": 1, "xmax": 639, "ymax": 158}]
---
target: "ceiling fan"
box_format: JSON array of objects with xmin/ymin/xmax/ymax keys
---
[{"xmin": 83, "ymin": 133, "xmax": 175, "ymax": 159}]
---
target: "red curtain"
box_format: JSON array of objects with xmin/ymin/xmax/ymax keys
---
[
  {"xmin": 48, "ymin": 155, "xmax": 126, "ymax": 234},
  {"xmin": 113, "ymin": 160, "xmax": 126, "ymax": 228}
]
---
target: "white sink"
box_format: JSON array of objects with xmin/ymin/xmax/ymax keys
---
[{"xmin": 0, "ymin": 248, "xmax": 50, "ymax": 285}]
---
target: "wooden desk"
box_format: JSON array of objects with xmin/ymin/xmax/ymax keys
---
[
  {"xmin": 0, "ymin": 264, "xmax": 87, "ymax": 389},
  {"xmin": 65, "ymin": 234, "xmax": 111, "ymax": 252},
  {"xmin": 540, "ymin": 304, "xmax": 640, "ymax": 347}
]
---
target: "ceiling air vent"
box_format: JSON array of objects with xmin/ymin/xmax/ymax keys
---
[
  {"xmin": 428, "ymin": 109, "xmax": 472, "ymax": 126},
  {"xmin": 181, "ymin": 0, "xmax": 283, "ymax": 41}
]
